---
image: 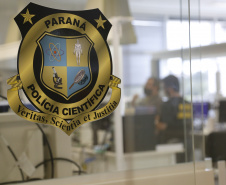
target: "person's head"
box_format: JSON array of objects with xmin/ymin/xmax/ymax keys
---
[
  {"xmin": 77, "ymin": 39, "xmax": 79, "ymax": 44},
  {"xmin": 144, "ymin": 77, "xmax": 159, "ymax": 97},
  {"xmin": 162, "ymin": 75, "xmax": 180, "ymax": 98}
]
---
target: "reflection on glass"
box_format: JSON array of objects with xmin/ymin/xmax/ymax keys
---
[{"xmin": 0, "ymin": 0, "xmax": 223, "ymax": 184}]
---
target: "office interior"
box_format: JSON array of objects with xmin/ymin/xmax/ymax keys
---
[{"xmin": 1, "ymin": 0, "xmax": 226, "ymax": 184}]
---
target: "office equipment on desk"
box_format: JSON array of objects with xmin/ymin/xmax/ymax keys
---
[
  {"xmin": 135, "ymin": 106, "xmax": 156, "ymax": 115},
  {"xmin": 206, "ymin": 131, "xmax": 226, "ymax": 162},
  {"xmin": 193, "ymin": 102, "xmax": 210, "ymax": 120},
  {"xmin": 123, "ymin": 113, "xmax": 156, "ymax": 153},
  {"xmin": 0, "ymin": 101, "xmax": 9, "ymax": 113},
  {"xmin": 91, "ymin": 103, "xmax": 113, "ymax": 146},
  {"xmin": 219, "ymin": 100, "xmax": 226, "ymax": 123},
  {"xmin": 193, "ymin": 102, "xmax": 210, "ymax": 130}
]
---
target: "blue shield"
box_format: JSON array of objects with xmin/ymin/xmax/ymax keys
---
[{"xmin": 38, "ymin": 33, "xmax": 93, "ymax": 98}]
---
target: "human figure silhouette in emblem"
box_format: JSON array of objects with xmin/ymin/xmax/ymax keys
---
[{"xmin": 73, "ymin": 39, "xmax": 82, "ymax": 65}]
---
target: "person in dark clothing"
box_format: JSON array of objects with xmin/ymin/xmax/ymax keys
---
[{"xmin": 157, "ymin": 75, "xmax": 192, "ymax": 162}]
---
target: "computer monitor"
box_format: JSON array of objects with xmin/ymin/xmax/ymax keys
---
[
  {"xmin": 219, "ymin": 100, "xmax": 226, "ymax": 123},
  {"xmin": 0, "ymin": 101, "xmax": 9, "ymax": 113},
  {"xmin": 193, "ymin": 102, "xmax": 210, "ymax": 120},
  {"xmin": 123, "ymin": 113, "xmax": 156, "ymax": 153}
]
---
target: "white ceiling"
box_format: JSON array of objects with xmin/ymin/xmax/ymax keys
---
[
  {"xmin": 1, "ymin": 0, "xmax": 226, "ymax": 44},
  {"xmin": 1, "ymin": 0, "xmax": 226, "ymax": 18}
]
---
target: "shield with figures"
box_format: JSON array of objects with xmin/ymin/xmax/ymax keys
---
[
  {"xmin": 37, "ymin": 33, "xmax": 93, "ymax": 99},
  {"xmin": 8, "ymin": 3, "xmax": 122, "ymax": 135}
]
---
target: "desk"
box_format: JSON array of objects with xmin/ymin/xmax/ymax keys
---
[
  {"xmin": 18, "ymin": 161, "xmax": 214, "ymax": 185},
  {"xmin": 72, "ymin": 144, "xmax": 183, "ymax": 174}
]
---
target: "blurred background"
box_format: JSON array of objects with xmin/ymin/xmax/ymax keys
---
[{"xmin": 1, "ymin": 0, "xmax": 226, "ymax": 184}]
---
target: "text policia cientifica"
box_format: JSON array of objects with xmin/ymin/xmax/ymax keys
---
[{"xmin": 26, "ymin": 84, "xmax": 107, "ymax": 115}]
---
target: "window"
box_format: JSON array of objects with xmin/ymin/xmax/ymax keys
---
[{"xmin": 123, "ymin": 19, "xmax": 164, "ymax": 97}]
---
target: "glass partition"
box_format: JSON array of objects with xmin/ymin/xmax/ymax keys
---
[{"xmin": 0, "ymin": 0, "xmax": 222, "ymax": 185}]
